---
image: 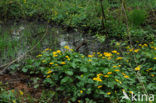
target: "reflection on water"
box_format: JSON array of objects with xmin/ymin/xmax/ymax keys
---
[{"xmin": 0, "ymin": 21, "xmax": 110, "ymax": 65}]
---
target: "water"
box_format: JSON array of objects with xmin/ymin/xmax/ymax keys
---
[{"xmin": 0, "ymin": 21, "xmax": 111, "ymax": 65}]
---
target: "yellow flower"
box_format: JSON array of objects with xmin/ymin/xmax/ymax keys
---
[
  {"xmin": 107, "ymin": 92, "xmax": 111, "ymax": 95},
  {"xmin": 134, "ymin": 49, "xmax": 139, "ymax": 53},
  {"xmin": 126, "ymin": 60, "xmax": 129, "ymax": 63},
  {"xmin": 49, "ymin": 62, "xmax": 54, "ymax": 65},
  {"xmin": 115, "ymin": 79, "xmax": 122, "ymax": 84},
  {"xmin": 135, "ymin": 65, "xmax": 141, "ymax": 71},
  {"xmin": 124, "ymin": 75, "xmax": 129, "ymax": 78},
  {"xmin": 107, "ymin": 72, "xmax": 112, "ymax": 75},
  {"xmin": 113, "ymin": 66, "xmax": 117, "ymax": 68},
  {"xmin": 56, "ymin": 50, "xmax": 61, "ymax": 53},
  {"xmin": 42, "ymin": 60, "xmax": 46, "ymax": 63},
  {"xmin": 115, "ymin": 69, "xmax": 120, "ymax": 72},
  {"xmin": 112, "ymin": 50, "xmax": 117, "ymax": 53},
  {"xmin": 129, "ymin": 91, "xmax": 133, "ymax": 94},
  {"xmin": 46, "ymin": 75, "xmax": 50, "ymax": 78},
  {"xmin": 97, "ymin": 73, "xmax": 103, "ymax": 77},
  {"xmin": 129, "ymin": 48, "xmax": 134, "ymax": 52},
  {"xmin": 52, "ymin": 51, "xmax": 57, "ymax": 55},
  {"xmin": 115, "ymin": 79, "xmax": 119, "ymax": 82},
  {"xmin": 98, "ymin": 85, "xmax": 102, "ymax": 88},
  {"xmin": 12, "ymin": 100, "xmax": 17, "ymax": 103},
  {"xmin": 88, "ymin": 55, "xmax": 93, "ymax": 57},
  {"xmin": 118, "ymin": 65, "xmax": 121, "ymax": 67},
  {"xmin": 97, "ymin": 52, "xmax": 100, "ymax": 54},
  {"xmin": 61, "ymin": 62, "xmax": 66, "ymax": 65},
  {"xmin": 45, "ymin": 48, "xmax": 50, "ymax": 51},
  {"xmin": 36, "ymin": 54, "xmax": 42, "ymax": 57},
  {"xmin": 150, "ymin": 42, "xmax": 154, "ymax": 44},
  {"xmin": 98, "ymin": 54, "xmax": 103, "ymax": 57},
  {"xmin": 65, "ymin": 56, "xmax": 69, "ymax": 58},
  {"xmin": 139, "ymin": 44, "xmax": 142, "ymax": 46},
  {"xmin": 93, "ymin": 77, "xmax": 102, "ymax": 82},
  {"xmin": 64, "ymin": 46, "xmax": 70, "ymax": 49},
  {"xmin": 144, "ymin": 44, "xmax": 148, "ymax": 47},
  {"xmin": 116, "ymin": 42, "xmax": 120, "ymax": 46},
  {"xmin": 104, "ymin": 52, "xmax": 112, "ymax": 57},
  {"xmin": 19, "ymin": 90, "xmax": 23, "ymax": 95},
  {"xmin": 116, "ymin": 57, "xmax": 123, "ymax": 60},
  {"xmin": 80, "ymin": 90, "xmax": 83, "ymax": 94},
  {"xmin": 153, "ymin": 57, "xmax": 156, "ymax": 60},
  {"xmin": 88, "ymin": 59, "xmax": 92, "ymax": 62},
  {"xmin": 11, "ymin": 89, "xmax": 15, "ymax": 93},
  {"xmin": 122, "ymin": 89, "xmax": 125, "ymax": 92},
  {"xmin": 122, "ymin": 73, "xmax": 126, "ymax": 75},
  {"xmin": 151, "ymin": 74, "xmax": 154, "ymax": 77},
  {"xmin": 47, "ymin": 70, "xmax": 52, "ymax": 74},
  {"xmin": 53, "ymin": 55, "xmax": 58, "ymax": 57},
  {"xmin": 81, "ymin": 56, "xmax": 84, "ymax": 58},
  {"xmin": 104, "ymin": 75, "xmax": 109, "ymax": 77}
]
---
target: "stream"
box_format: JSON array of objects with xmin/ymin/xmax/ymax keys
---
[{"xmin": 0, "ymin": 21, "xmax": 111, "ymax": 65}]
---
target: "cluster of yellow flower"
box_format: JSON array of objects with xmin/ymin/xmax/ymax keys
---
[
  {"xmin": 93, "ymin": 72, "xmax": 114, "ymax": 82},
  {"xmin": 42, "ymin": 48, "xmax": 52, "ymax": 53},
  {"xmin": 93, "ymin": 73, "xmax": 103, "ymax": 82},
  {"xmin": 46, "ymin": 70, "xmax": 53, "ymax": 78},
  {"xmin": 103, "ymin": 52, "xmax": 112, "ymax": 57},
  {"xmin": 146, "ymin": 68, "xmax": 152, "ymax": 72},
  {"xmin": 139, "ymin": 43, "xmax": 148, "ymax": 48},
  {"xmin": 127, "ymin": 47, "xmax": 140, "ymax": 53},
  {"xmin": 64, "ymin": 46, "xmax": 73, "ymax": 51},
  {"xmin": 53, "ymin": 50, "xmax": 61, "ymax": 57},
  {"xmin": 65, "ymin": 56, "xmax": 70, "ymax": 61}
]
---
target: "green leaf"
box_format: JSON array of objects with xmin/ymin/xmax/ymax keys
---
[
  {"xmin": 80, "ymin": 66, "xmax": 88, "ymax": 72},
  {"xmin": 61, "ymin": 76, "xmax": 71, "ymax": 84},
  {"xmin": 22, "ymin": 67, "xmax": 28, "ymax": 73},
  {"xmin": 65, "ymin": 70, "xmax": 73, "ymax": 76}
]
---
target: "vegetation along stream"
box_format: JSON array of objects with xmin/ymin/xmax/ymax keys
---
[{"xmin": 0, "ymin": 0, "xmax": 156, "ymax": 103}]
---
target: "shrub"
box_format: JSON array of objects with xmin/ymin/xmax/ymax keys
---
[{"xmin": 128, "ymin": 9, "xmax": 147, "ymax": 26}]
